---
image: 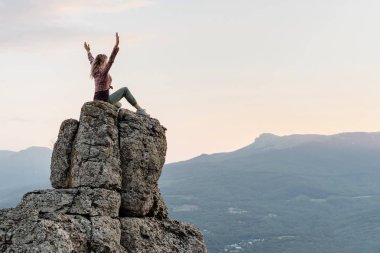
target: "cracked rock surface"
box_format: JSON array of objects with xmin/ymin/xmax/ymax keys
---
[
  {"xmin": 50, "ymin": 119, "xmax": 79, "ymax": 189},
  {"xmin": 120, "ymin": 217, "xmax": 207, "ymax": 253},
  {"xmin": 118, "ymin": 109, "xmax": 167, "ymax": 217},
  {"xmin": 69, "ymin": 102, "xmax": 122, "ymax": 191},
  {"xmin": 0, "ymin": 101, "xmax": 207, "ymax": 253}
]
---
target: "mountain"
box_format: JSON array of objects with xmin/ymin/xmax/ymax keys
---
[
  {"xmin": 2, "ymin": 131, "xmax": 380, "ymax": 252},
  {"xmin": 0, "ymin": 146, "xmax": 52, "ymax": 207},
  {"xmin": 160, "ymin": 132, "xmax": 380, "ymax": 253}
]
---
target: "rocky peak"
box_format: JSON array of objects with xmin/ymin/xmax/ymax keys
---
[{"xmin": 0, "ymin": 101, "xmax": 207, "ymax": 253}]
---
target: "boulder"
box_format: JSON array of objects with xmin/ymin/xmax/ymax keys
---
[
  {"xmin": 69, "ymin": 101, "xmax": 122, "ymax": 190},
  {"xmin": 0, "ymin": 210, "xmax": 91, "ymax": 253},
  {"xmin": 0, "ymin": 101, "xmax": 207, "ymax": 253},
  {"xmin": 50, "ymin": 119, "xmax": 79, "ymax": 188},
  {"xmin": 118, "ymin": 109, "xmax": 167, "ymax": 217},
  {"xmin": 13, "ymin": 187, "xmax": 120, "ymax": 220},
  {"xmin": 91, "ymin": 216, "xmax": 127, "ymax": 253},
  {"xmin": 120, "ymin": 217, "xmax": 207, "ymax": 253},
  {"xmin": 0, "ymin": 211, "xmax": 128, "ymax": 253}
]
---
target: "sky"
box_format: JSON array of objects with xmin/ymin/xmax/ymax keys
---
[{"xmin": 1, "ymin": 0, "xmax": 380, "ymax": 163}]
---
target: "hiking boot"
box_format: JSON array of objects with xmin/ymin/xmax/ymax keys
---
[{"xmin": 136, "ymin": 108, "xmax": 150, "ymax": 117}]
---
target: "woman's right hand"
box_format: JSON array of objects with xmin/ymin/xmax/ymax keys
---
[
  {"xmin": 84, "ymin": 42, "xmax": 91, "ymax": 52},
  {"xmin": 115, "ymin": 32, "xmax": 119, "ymax": 47}
]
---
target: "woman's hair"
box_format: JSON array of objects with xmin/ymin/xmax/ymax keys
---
[{"xmin": 90, "ymin": 54, "xmax": 108, "ymax": 78}]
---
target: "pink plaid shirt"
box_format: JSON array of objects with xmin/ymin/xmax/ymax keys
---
[{"xmin": 88, "ymin": 46, "xmax": 119, "ymax": 92}]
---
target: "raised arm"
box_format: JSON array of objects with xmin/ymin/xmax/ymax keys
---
[
  {"xmin": 102, "ymin": 33, "xmax": 120, "ymax": 73},
  {"xmin": 84, "ymin": 42, "xmax": 94, "ymax": 64}
]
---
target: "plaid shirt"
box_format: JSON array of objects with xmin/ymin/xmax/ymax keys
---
[{"xmin": 88, "ymin": 46, "xmax": 119, "ymax": 92}]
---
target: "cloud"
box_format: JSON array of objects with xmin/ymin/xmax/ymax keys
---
[
  {"xmin": 0, "ymin": 0, "xmax": 155, "ymax": 50},
  {"xmin": 52, "ymin": 0, "xmax": 156, "ymax": 14},
  {"xmin": 0, "ymin": 0, "xmax": 155, "ymax": 20}
]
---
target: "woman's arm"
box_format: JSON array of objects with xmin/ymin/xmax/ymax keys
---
[
  {"xmin": 102, "ymin": 33, "xmax": 120, "ymax": 73},
  {"xmin": 84, "ymin": 42, "xmax": 94, "ymax": 64}
]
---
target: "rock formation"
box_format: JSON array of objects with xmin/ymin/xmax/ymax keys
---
[{"xmin": 0, "ymin": 101, "xmax": 207, "ymax": 253}]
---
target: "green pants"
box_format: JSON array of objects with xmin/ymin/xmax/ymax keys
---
[{"xmin": 108, "ymin": 87, "xmax": 137, "ymax": 106}]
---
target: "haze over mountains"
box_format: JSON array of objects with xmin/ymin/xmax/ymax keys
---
[
  {"xmin": 1, "ymin": 132, "xmax": 380, "ymax": 252},
  {"xmin": 161, "ymin": 132, "xmax": 380, "ymax": 253},
  {"xmin": 0, "ymin": 146, "xmax": 51, "ymax": 207}
]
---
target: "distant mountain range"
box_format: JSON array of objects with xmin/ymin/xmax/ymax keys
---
[
  {"xmin": 0, "ymin": 146, "xmax": 51, "ymax": 207},
  {"xmin": 2, "ymin": 132, "xmax": 380, "ymax": 253},
  {"xmin": 160, "ymin": 132, "xmax": 380, "ymax": 253}
]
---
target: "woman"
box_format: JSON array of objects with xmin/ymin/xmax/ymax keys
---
[{"xmin": 84, "ymin": 32, "xmax": 150, "ymax": 117}]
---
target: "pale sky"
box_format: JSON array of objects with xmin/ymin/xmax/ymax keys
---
[{"xmin": 1, "ymin": 0, "xmax": 380, "ymax": 163}]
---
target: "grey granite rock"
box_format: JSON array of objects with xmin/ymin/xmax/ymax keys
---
[
  {"xmin": 0, "ymin": 212, "xmax": 91, "ymax": 253},
  {"xmin": 50, "ymin": 119, "xmax": 79, "ymax": 188},
  {"xmin": 91, "ymin": 216, "xmax": 127, "ymax": 253},
  {"xmin": 120, "ymin": 217, "xmax": 207, "ymax": 253},
  {"xmin": 0, "ymin": 101, "xmax": 207, "ymax": 253},
  {"xmin": 0, "ymin": 211, "xmax": 130, "ymax": 253},
  {"xmin": 69, "ymin": 101, "xmax": 122, "ymax": 190},
  {"xmin": 69, "ymin": 187, "xmax": 121, "ymax": 217},
  {"xmin": 146, "ymin": 186, "xmax": 168, "ymax": 219},
  {"xmin": 16, "ymin": 187, "xmax": 120, "ymax": 219},
  {"xmin": 118, "ymin": 109, "xmax": 167, "ymax": 217},
  {"xmin": 0, "ymin": 192, "xmax": 127, "ymax": 252}
]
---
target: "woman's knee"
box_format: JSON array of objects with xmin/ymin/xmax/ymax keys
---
[{"xmin": 121, "ymin": 86, "xmax": 130, "ymax": 95}]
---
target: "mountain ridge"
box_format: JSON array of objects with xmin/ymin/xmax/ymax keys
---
[
  {"xmin": 159, "ymin": 131, "xmax": 380, "ymax": 252},
  {"xmin": 2, "ymin": 131, "xmax": 380, "ymax": 252},
  {"xmin": 168, "ymin": 131, "xmax": 380, "ymax": 167}
]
